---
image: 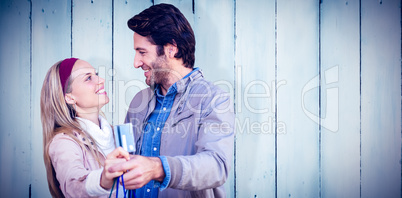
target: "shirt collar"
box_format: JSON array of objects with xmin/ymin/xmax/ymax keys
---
[
  {"xmin": 175, "ymin": 68, "xmax": 202, "ymax": 93},
  {"xmin": 155, "ymin": 83, "xmax": 177, "ymax": 98},
  {"xmin": 183, "ymin": 67, "xmax": 199, "ymax": 79}
]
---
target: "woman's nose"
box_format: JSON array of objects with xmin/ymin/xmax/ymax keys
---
[{"xmin": 98, "ymin": 76, "xmax": 105, "ymax": 84}]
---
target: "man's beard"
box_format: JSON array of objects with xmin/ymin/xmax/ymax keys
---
[{"xmin": 148, "ymin": 55, "xmax": 171, "ymax": 87}]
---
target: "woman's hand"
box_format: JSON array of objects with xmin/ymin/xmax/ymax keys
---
[{"xmin": 100, "ymin": 147, "xmax": 130, "ymax": 190}]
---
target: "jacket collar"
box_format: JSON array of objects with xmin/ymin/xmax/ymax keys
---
[
  {"xmin": 175, "ymin": 68, "xmax": 203, "ymax": 94},
  {"xmin": 144, "ymin": 69, "xmax": 203, "ymax": 119},
  {"xmin": 151, "ymin": 68, "xmax": 203, "ymax": 95}
]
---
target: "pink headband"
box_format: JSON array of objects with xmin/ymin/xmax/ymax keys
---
[{"xmin": 59, "ymin": 58, "xmax": 78, "ymax": 94}]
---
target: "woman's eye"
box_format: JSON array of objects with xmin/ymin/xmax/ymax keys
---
[{"xmin": 86, "ymin": 75, "xmax": 92, "ymax": 81}]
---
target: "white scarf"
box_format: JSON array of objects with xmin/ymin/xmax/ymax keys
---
[{"xmin": 76, "ymin": 116, "xmax": 115, "ymax": 157}]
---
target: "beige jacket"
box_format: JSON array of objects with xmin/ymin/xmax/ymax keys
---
[{"xmin": 49, "ymin": 132, "xmax": 112, "ymax": 198}]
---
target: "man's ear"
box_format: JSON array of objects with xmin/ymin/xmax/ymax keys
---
[
  {"xmin": 64, "ymin": 93, "xmax": 75, "ymax": 105},
  {"xmin": 165, "ymin": 42, "xmax": 178, "ymax": 59}
]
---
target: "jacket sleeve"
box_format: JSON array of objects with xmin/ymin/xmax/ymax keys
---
[
  {"xmin": 165, "ymin": 92, "xmax": 235, "ymax": 190},
  {"xmin": 49, "ymin": 134, "xmax": 109, "ymax": 197}
]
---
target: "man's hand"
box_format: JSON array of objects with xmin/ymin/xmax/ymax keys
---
[
  {"xmin": 108, "ymin": 155, "xmax": 166, "ymax": 189},
  {"xmin": 100, "ymin": 147, "xmax": 130, "ymax": 189}
]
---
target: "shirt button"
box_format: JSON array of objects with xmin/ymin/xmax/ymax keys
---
[
  {"xmin": 157, "ymin": 127, "xmax": 160, "ymax": 131},
  {"xmin": 163, "ymin": 107, "xmax": 166, "ymax": 111},
  {"xmin": 153, "ymin": 147, "xmax": 157, "ymax": 151},
  {"xmin": 147, "ymin": 189, "xmax": 150, "ymax": 192}
]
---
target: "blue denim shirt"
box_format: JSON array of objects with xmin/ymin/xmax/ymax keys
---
[{"xmin": 135, "ymin": 68, "xmax": 199, "ymax": 198}]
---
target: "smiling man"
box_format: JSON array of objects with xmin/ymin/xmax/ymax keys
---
[{"xmin": 109, "ymin": 3, "xmax": 235, "ymax": 198}]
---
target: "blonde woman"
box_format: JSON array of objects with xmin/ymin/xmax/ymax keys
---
[{"xmin": 40, "ymin": 58, "xmax": 130, "ymax": 197}]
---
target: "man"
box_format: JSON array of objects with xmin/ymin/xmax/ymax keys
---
[{"xmin": 110, "ymin": 3, "xmax": 235, "ymax": 197}]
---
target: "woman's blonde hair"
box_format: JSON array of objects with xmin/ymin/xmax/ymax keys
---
[{"xmin": 40, "ymin": 60, "xmax": 103, "ymax": 197}]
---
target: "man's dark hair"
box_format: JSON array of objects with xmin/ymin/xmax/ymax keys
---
[{"xmin": 127, "ymin": 3, "xmax": 196, "ymax": 68}]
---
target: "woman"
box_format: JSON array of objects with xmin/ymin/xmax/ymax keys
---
[{"xmin": 40, "ymin": 58, "xmax": 129, "ymax": 197}]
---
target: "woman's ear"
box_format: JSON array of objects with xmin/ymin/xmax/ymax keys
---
[{"xmin": 64, "ymin": 93, "xmax": 75, "ymax": 105}]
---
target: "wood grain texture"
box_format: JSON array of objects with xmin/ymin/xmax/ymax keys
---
[
  {"xmin": 320, "ymin": 0, "xmax": 360, "ymax": 197},
  {"xmin": 31, "ymin": 1, "xmax": 72, "ymax": 197},
  {"xmin": 276, "ymin": 0, "xmax": 320, "ymax": 197},
  {"xmin": 235, "ymin": 0, "xmax": 276, "ymax": 197},
  {"xmin": 361, "ymin": 0, "xmax": 401, "ymax": 197},
  {"xmin": 0, "ymin": 0, "xmax": 31, "ymax": 197}
]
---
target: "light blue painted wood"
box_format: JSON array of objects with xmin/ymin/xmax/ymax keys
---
[
  {"xmin": 0, "ymin": 1, "xmax": 401, "ymax": 197},
  {"xmin": 320, "ymin": 0, "xmax": 361, "ymax": 197},
  {"xmin": 193, "ymin": 1, "xmax": 235, "ymax": 197},
  {"xmin": 361, "ymin": 0, "xmax": 401, "ymax": 197},
  {"xmin": 113, "ymin": 1, "xmax": 152, "ymax": 125},
  {"xmin": 235, "ymin": 0, "xmax": 276, "ymax": 197},
  {"xmin": 0, "ymin": 1, "xmax": 31, "ymax": 197},
  {"xmin": 277, "ymin": 0, "xmax": 320, "ymax": 197},
  {"xmin": 31, "ymin": 1, "xmax": 72, "ymax": 197},
  {"xmin": 72, "ymin": 0, "xmax": 113, "ymax": 122},
  {"xmin": 193, "ymin": 0, "xmax": 234, "ymax": 93}
]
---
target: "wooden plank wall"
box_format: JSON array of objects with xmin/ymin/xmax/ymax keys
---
[
  {"xmin": 277, "ymin": 0, "xmax": 320, "ymax": 197},
  {"xmin": 320, "ymin": 0, "xmax": 360, "ymax": 197},
  {"xmin": 361, "ymin": 0, "xmax": 401, "ymax": 197},
  {"xmin": 0, "ymin": 0, "xmax": 400, "ymax": 197},
  {"xmin": 235, "ymin": 0, "xmax": 276, "ymax": 197},
  {"xmin": 31, "ymin": 1, "xmax": 72, "ymax": 197},
  {"xmin": 0, "ymin": 1, "xmax": 31, "ymax": 197}
]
